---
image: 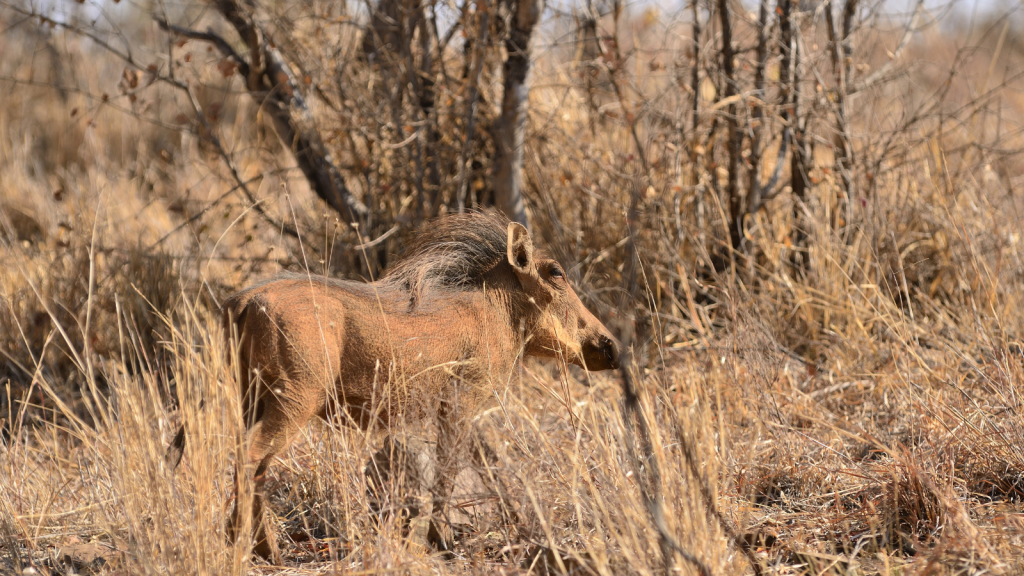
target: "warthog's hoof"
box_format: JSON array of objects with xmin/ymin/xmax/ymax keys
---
[
  {"xmin": 252, "ymin": 534, "xmax": 282, "ymax": 566},
  {"xmin": 427, "ymin": 519, "xmax": 456, "ymax": 559},
  {"xmin": 227, "ymin": 500, "xmax": 283, "ymax": 565}
]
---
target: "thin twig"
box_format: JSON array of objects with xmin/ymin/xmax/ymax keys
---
[
  {"xmin": 617, "ymin": 187, "xmax": 711, "ymax": 576},
  {"xmin": 853, "ymin": 0, "xmax": 924, "ymax": 92},
  {"xmin": 354, "ymin": 224, "xmax": 400, "ymax": 250},
  {"xmin": 180, "ymin": 81, "xmax": 300, "ymax": 239},
  {"xmin": 147, "ymin": 170, "xmax": 299, "ymax": 250}
]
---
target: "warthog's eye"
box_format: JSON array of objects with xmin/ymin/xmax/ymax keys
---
[{"xmin": 549, "ymin": 266, "xmax": 565, "ymax": 280}]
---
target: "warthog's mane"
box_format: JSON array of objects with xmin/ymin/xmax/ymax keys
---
[
  {"xmin": 380, "ymin": 211, "xmax": 513, "ymax": 296},
  {"xmin": 242, "ymin": 213, "xmax": 521, "ymax": 308}
]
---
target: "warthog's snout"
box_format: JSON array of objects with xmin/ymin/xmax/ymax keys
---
[{"xmin": 582, "ymin": 333, "xmax": 621, "ymax": 371}]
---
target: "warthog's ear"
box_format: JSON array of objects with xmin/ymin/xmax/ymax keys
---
[{"xmin": 507, "ymin": 222, "xmax": 534, "ymax": 273}]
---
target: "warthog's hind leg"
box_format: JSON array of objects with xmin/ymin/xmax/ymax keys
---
[
  {"xmin": 227, "ymin": 453, "xmax": 281, "ymax": 565},
  {"xmin": 249, "ymin": 457, "xmax": 281, "ymax": 564},
  {"xmin": 228, "ymin": 399, "xmax": 316, "ymax": 565}
]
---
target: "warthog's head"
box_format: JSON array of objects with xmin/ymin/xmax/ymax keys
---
[{"xmin": 506, "ymin": 222, "xmax": 621, "ymax": 371}]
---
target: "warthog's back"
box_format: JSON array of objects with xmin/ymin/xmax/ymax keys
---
[{"xmin": 222, "ymin": 273, "xmax": 513, "ymax": 427}]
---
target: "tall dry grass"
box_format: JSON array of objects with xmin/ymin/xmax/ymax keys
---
[
  {"xmin": 2, "ymin": 0, "xmax": 1024, "ymax": 574},
  {"xmin": 0, "ymin": 294, "xmax": 733, "ymax": 574}
]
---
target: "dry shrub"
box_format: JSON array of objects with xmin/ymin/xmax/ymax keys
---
[
  {"xmin": 967, "ymin": 463, "xmax": 1024, "ymax": 504},
  {"xmin": 736, "ymin": 459, "xmax": 825, "ymax": 511},
  {"xmin": 877, "ymin": 458, "xmax": 948, "ymax": 555},
  {"xmin": 0, "ymin": 239, "xmax": 194, "ymax": 380},
  {"xmin": 949, "ymin": 416, "xmax": 1024, "ymax": 504}
]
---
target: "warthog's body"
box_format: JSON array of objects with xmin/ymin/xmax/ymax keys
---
[
  {"xmin": 167, "ymin": 212, "xmax": 620, "ymax": 561},
  {"xmin": 226, "ymin": 273, "xmax": 520, "ymax": 433}
]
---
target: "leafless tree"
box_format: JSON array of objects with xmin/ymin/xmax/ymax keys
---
[{"xmin": 491, "ymin": 0, "xmax": 544, "ymax": 226}]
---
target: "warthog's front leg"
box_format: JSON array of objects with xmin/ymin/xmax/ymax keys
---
[
  {"xmin": 428, "ymin": 396, "xmax": 468, "ymax": 554},
  {"xmin": 404, "ymin": 437, "xmax": 437, "ymax": 547},
  {"xmin": 365, "ymin": 435, "xmax": 436, "ymax": 548}
]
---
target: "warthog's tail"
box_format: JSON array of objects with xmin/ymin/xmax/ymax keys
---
[
  {"xmin": 165, "ymin": 424, "xmax": 187, "ymax": 470},
  {"xmin": 166, "ymin": 299, "xmax": 242, "ymax": 472},
  {"xmin": 164, "ymin": 398, "xmax": 205, "ymax": 471}
]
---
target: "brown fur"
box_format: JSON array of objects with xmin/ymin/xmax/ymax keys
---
[{"xmin": 166, "ymin": 212, "xmax": 619, "ymax": 561}]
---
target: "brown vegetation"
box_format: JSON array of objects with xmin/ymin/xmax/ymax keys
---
[{"xmin": 1, "ymin": 0, "xmax": 1024, "ymax": 573}]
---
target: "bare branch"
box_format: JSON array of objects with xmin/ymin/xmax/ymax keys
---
[
  {"xmin": 179, "ymin": 0, "xmax": 371, "ymax": 226},
  {"xmin": 853, "ymin": 0, "xmax": 924, "ymax": 92},
  {"xmin": 155, "ymin": 20, "xmax": 250, "ymax": 79},
  {"xmin": 3, "ymin": 6, "xmax": 301, "ymax": 239}
]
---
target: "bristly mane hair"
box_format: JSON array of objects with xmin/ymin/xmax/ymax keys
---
[{"xmin": 381, "ymin": 211, "xmax": 511, "ymax": 297}]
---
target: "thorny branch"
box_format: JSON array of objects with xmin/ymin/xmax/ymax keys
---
[
  {"xmin": 854, "ymin": 0, "xmax": 924, "ymax": 92},
  {"xmin": 163, "ymin": 0, "xmax": 370, "ymax": 227}
]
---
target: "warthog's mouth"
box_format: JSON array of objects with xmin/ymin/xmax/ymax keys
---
[{"xmin": 581, "ymin": 335, "xmax": 620, "ymax": 371}]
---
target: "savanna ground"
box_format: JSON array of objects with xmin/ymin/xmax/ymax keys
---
[{"xmin": 2, "ymin": 0, "xmax": 1024, "ymax": 573}]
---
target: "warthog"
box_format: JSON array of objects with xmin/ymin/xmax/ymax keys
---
[{"xmin": 166, "ymin": 212, "xmax": 620, "ymax": 561}]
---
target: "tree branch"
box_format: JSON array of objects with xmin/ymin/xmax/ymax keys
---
[
  {"xmin": 163, "ymin": 1, "xmax": 370, "ymax": 227},
  {"xmin": 617, "ymin": 189, "xmax": 714, "ymax": 576},
  {"xmin": 853, "ymin": 0, "xmax": 923, "ymax": 92},
  {"xmin": 155, "ymin": 20, "xmax": 250, "ymax": 79}
]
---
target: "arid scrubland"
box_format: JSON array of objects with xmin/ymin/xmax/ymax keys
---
[{"xmin": 1, "ymin": 0, "xmax": 1024, "ymax": 573}]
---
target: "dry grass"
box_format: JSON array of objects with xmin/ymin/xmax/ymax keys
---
[{"xmin": 2, "ymin": 0, "xmax": 1024, "ymax": 574}]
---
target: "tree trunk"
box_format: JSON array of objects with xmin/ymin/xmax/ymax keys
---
[
  {"xmin": 455, "ymin": 4, "xmax": 490, "ymax": 213},
  {"xmin": 690, "ymin": 0, "xmax": 701, "ymax": 140},
  {"xmin": 783, "ymin": 2, "xmax": 810, "ymax": 272},
  {"xmin": 491, "ymin": 0, "xmax": 544, "ymax": 227},
  {"xmin": 576, "ymin": 8, "xmax": 600, "ymax": 136},
  {"xmin": 747, "ymin": 0, "xmax": 769, "ymax": 217},
  {"xmin": 416, "ymin": 5, "xmax": 442, "ymax": 221},
  {"xmin": 835, "ymin": 0, "xmax": 858, "ymax": 233},
  {"xmin": 361, "ymin": 0, "xmax": 405, "ymax": 64},
  {"xmin": 717, "ymin": 0, "xmax": 741, "ymax": 254}
]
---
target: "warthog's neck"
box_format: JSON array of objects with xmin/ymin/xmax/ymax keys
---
[
  {"xmin": 357, "ymin": 282, "xmax": 528, "ymax": 390},
  {"xmin": 480, "ymin": 271, "xmax": 544, "ymax": 357}
]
